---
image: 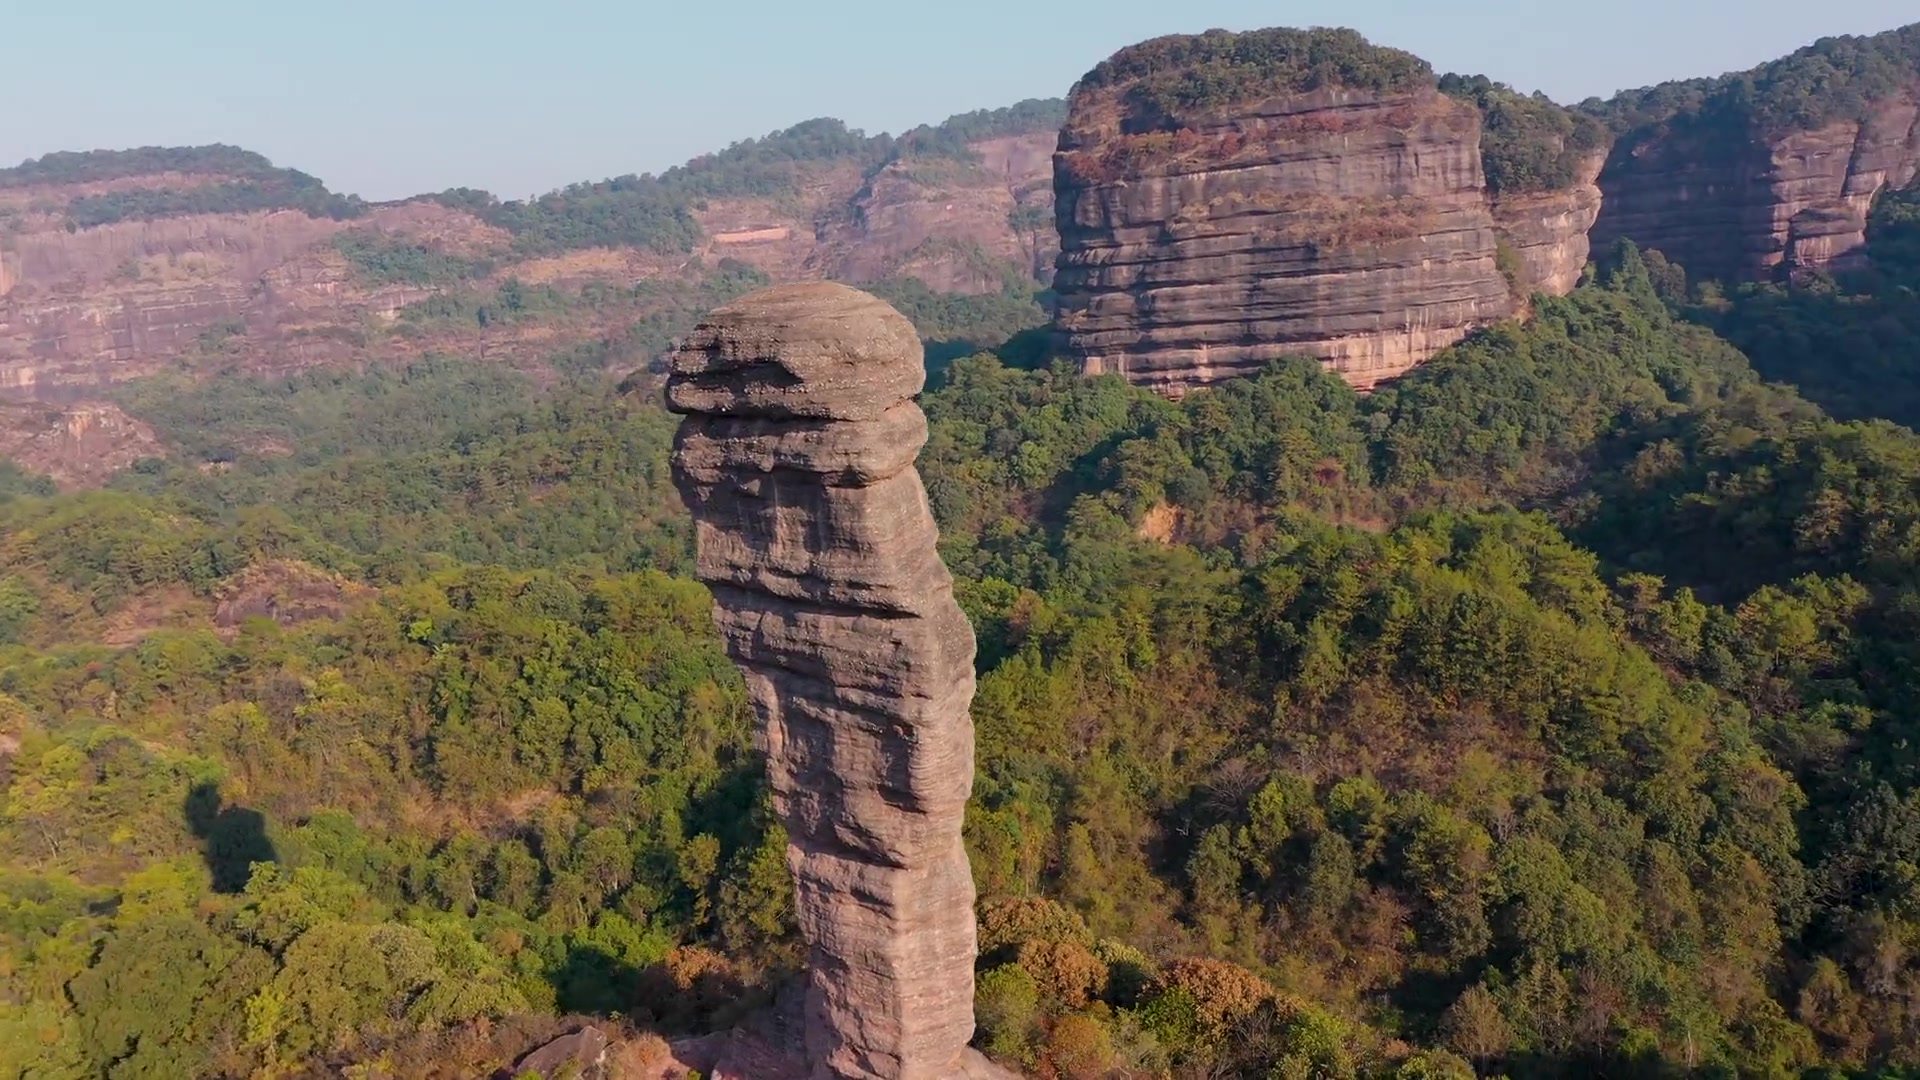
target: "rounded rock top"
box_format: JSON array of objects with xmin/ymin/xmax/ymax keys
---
[{"xmin": 665, "ymin": 282, "xmax": 925, "ymax": 422}]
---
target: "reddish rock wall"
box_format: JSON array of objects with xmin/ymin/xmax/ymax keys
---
[
  {"xmin": 667, "ymin": 283, "xmax": 995, "ymax": 1080},
  {"xmin": 1491, "ymin": 151, "xmax": 1607, "ymax": 296},
  {"xmin": 1053, "ymin": 84, "xmax": 1516, "ymax": 392},
  {"xmin": 0, "ymin": 132, "xmax": 1056, "ymax": 405},
  {"xmin": 1592, "ymin": 87, "xmax": 1920, "ymax": 281}
]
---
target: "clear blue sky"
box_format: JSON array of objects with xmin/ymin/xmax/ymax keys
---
[{"xmin": 3, "ymin": 1, "xmax": 1913, "ymax": 201}]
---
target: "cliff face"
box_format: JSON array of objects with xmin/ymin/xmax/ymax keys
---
[
  {"xmin": 1491, "ymin": 150, "xmax": 1607, "ymax": 295},
  {"xmin": 0, "ymin": 201, "xmax": 499, "ymax": 398},
  {"xmin": 0, "ymin": 400, "xmax": 161, "ymax": 487},
  {"xmin": 1054, "ymin": 78, "xmax": 1517, "ymax": 392},
  {"xmin": 666, "ymin": 283, "xmax": 998, "ymax": 1080},
  {"xmin": 815, "ymin": 133, "xmax": 1058, "ymax": 290},
  {"xmin": 1592, "ymin": 87, "xmax": 1920, "ymax": 281}
]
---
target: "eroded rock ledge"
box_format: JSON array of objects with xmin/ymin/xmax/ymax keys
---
[{"xmin": 666, "ymin": 282, "xmax": 1003, "ymax": 1080}]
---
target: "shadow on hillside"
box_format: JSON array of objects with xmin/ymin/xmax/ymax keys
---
[{"xmin": 184, "ymin": 781, "xmax": 276, "ymax": 893}]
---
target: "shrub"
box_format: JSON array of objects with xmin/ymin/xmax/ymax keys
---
[
  {"xmin": 1146, "ymin": 958, "xmax": 1277, "ymax": 1035},
  {"xmin": 978, "ymin": 896, "xmax": 1094, "ymax": 958},
  {"xmin": 975, "ymin": 964, "xmax": 1043, "ymax": 1065},
  {"xmin": 1044, "ymin": 1014, "xmax": 1119, "ymax": 1080},
  {"xmin": 1015, "ymin": 939, "xmax": 1109, "ymax": 1008}
]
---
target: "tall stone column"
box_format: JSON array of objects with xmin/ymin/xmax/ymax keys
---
[{"xmin": 666, "ymin": 282, "xmax": 980, "ymax": 1080}]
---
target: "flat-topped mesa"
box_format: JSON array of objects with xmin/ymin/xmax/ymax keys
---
[
  {"xmin": 665, "ymin": 282, "xmax": 986, "ymax": 1080},
  {"xmin": 1052, "ymin": 28, "xmax": 1519, "ymax": 395}
]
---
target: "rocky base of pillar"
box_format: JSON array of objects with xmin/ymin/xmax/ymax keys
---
[{"xmin": 665, "ymin": 987, "xmax": 1019, "ymax": 1080}]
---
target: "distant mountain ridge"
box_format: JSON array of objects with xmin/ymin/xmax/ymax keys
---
[
  {"xmin": 1587, "ymin": 24, "xmax": 1920, "ymax": 281},
  {"xmin": 0, "ymin": 100, "xmax": 1066, "ymax": 422}
]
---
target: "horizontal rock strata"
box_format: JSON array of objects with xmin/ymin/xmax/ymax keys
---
[
  {"xmin": 1053, "ymin": 82, "xmax": 1517, "ymax": 393},
  {"xmin": 666, "ymin": 281, "xmax": 983, "ymax": 1080}
]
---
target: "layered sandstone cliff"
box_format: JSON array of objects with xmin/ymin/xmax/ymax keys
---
[
  {"xmin": 1490, "ymin": 150, "xmax": 1607, "ymax": 296},
  {"xmin": 1592, "ymin": 82, "xmax": 1920, "ymax": 281},
  {"xmin": 666, "ymin": 283, "xmax": 998, "ymax": 1080},
  {"xmin": 1052, "ymin": 32, "xmax": 1521, "ymax": 393},
  {"xmin": 0, "ymin": 199, "xmax": 502, "ymax": 397}
]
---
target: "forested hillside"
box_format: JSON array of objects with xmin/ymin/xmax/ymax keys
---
[
  {"xmin": 5, "ymin": 20, "xmax": 1920, "ymax": 1074},
  {"xmin": 1673, "ymin": 182, "xmax": 1920, "ymax": 427},
  {"xmin": 2, "ymin": 226, "xmax": 1920, "ymax": 1078}
]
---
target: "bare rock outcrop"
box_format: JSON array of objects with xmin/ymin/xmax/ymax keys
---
[
  {"xmin": 815, "ymin": 132, "xmax": 1058, "ymax": 291},
  {"xmin": 212, "ymin": 560, "xmax": 376, "ymax": 634},
  {"xmin": 1052, "ymin": 31, "xmax": 1519, "ymax": 394},
  {"xmin": 1592, "ymin": 86, "xmax": 1920, "ymax": 281},
  {"xmin": 0, "ymin": 399, "xmax": 161, "ymax": 486},
  {"xmin": 1491, "ymin": 150, "xmax": 1607, "ymax": 296},
  {"xmin": 517, "ymin": 1026, "xmax": 615, "ymax": 1080},
  {"xmin": 666, "ymin": 282, "xmax": 989, "ymax": 1080}
]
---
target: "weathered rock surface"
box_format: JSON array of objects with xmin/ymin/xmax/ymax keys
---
[
  {"xmin": 815, "ymin": 133, "xmax": 1058, "ymax": 290},
  {"xmin": 212, "ymin": 559, "xmax": 376, "ymax": 634},
  {"xmin": 0, "ymin": 202, "xmax": 499, "ymax": 398},
  {"xmin": 666, "ymin": 282, "xmax": 986, "ymax": 1080},
  {"xmin": 516, "ymin": 1026, "xmax": 615, "ymax": 1080},
  {"xmin": 667, "ymin": 985, "xmax": 1019, "ymax": 1080},
  {"xmin": 1053, "ymin": 58, "xmax": 1518, "ymax": 394},
  {"xmin": 0, "ymin": 399, "xmax": 160, "ymax": 486},
  {"xmin": 1492, "ymin": 150, "xmax": 1607, "ymax": 296},
  {"xmin": 1592, "ymin": 87, "xmax": 1920, "ymax": 281}
]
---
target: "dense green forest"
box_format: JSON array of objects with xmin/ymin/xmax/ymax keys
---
[
  {"xmin": 0, "ymin": 146, "xmax": 300, "ymax": 189},
  {"xmin": 6, "ymin": 29, "xmax": 1920, "ymax": 1075},
  {"xmin": 331, "ymin": 231, "xmax": 498, "ymax": 288},
  {"xmin": 62, "ymin": 176, "xmax": 366, "ymax": 229},
  {"xmin": 1671, "ymin": 182, "xmax": 1920, "ymax": 428},
  {"xmin": 1077, "ymin": 27, "xmax": 1433, "ymax": 113},
  {"xmin": 1580, "ymin": 22, "xmax": 1920, "ymax": 136},
  {"xmin": 3, "ymin": 231, "xmax": 1920, "ymax": 1078}
]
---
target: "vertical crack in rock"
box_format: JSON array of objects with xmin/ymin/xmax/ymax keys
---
[{"xmin": 666, "ymin": 282, "xmax": 981, "ymax": 1080}]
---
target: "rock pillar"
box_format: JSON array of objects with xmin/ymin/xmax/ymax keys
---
[{"xmin": 666, "ymin": 282, "xmax": 980, "ymax": 1080}]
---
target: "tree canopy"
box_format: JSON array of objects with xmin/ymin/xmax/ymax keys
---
[{"xmin": 1079, "ymin": 27, "xmax": 1434, "ymax": 114}]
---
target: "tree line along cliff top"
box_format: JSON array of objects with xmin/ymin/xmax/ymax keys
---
[
  {"xmin": 1581, "ymin": 20, "xmax": 1920, "ymax": 137},
  {"xmin": 1074, "ymin": 27, "xmax": 1434, "ymax": 114},
  {"xmin": 1074, "ymin": 20, "xmax": 1918, "ymax": 139},
  {"xmin": 0, "ymin": 144, "xmax": 290, "ymax": 189},
  {"xmin": 1062, "ymin": 26, "xmax": 1610, "ymax": 197},
  {"xmin": 1439, "ymin": 75, "xmax": 1609, "ymax": 196},
  {"xmin": 0, "ymin": 144, "xmax": 367, "ymax": 227}
]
